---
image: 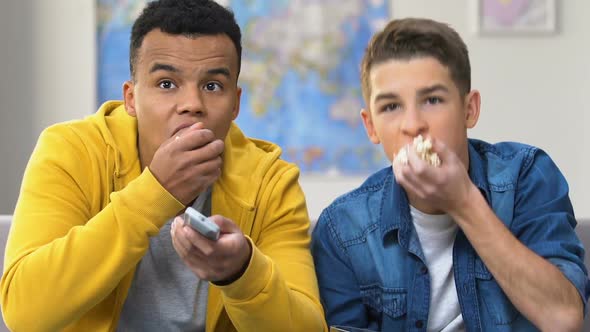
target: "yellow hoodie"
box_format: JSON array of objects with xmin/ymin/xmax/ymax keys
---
[{"xmin": 1, "ymin": 101, "xmax": 327, "ymax": 332}]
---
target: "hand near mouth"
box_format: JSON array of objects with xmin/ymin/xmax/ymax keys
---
[{"xmin": 149, "ymin": 122, "xmax": 224, "ymax": 206}]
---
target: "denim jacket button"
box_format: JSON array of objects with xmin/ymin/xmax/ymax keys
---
[
  {"xmin": 419, "ymin": 265, "xmax": 428, "ymax": 275},
  {"xmin": 415, "ymin": 320, "xmax": 424, "ymax": 328}
]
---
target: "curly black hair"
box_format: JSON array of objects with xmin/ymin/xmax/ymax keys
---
[{"xmin": 129, "ymin": 0, "xmax": 242, "ymax": 79}]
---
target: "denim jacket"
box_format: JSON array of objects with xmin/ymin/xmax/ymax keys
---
[{"xmin": 311, "ymin": 139, "xmax": 589, "ymax": 331}]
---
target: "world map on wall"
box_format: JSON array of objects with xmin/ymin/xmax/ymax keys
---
[{"xmin": 97, "ymin": 0, "xmax": 390, "ymax": 174}]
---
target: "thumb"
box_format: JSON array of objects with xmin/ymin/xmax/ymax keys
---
[{"xmin": 209, "ymin": 215, "xmax": 240, "ymax": 233}]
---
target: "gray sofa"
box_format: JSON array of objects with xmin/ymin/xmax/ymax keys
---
[{"xmin": 0, "ymin": 216, "xmax": 10, "ymax": 332}]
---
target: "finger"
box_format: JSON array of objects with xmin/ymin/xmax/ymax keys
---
[
  {"xmin": 179, "ymin": 158, "xmax": 222, "ymax": 186},
  {"xmin": 175, "ymin": 122, "xmax": 205, "ymax": 138},
  {"xmin": 182, "ymin": 224, "xmax": 217, "ymax": 257},
  {"xmin": 172, "ymin": 218, "xmax": 214, "ymax": 272},
  {"xmin": 186, "ymin": 140, "xmax": 224, "ymax": 164},
  {"xmin": 398, "ymin": 162, "xmax": 428, "ymax": 198},
  {"xmin": 431, "ymin": 139, "xmax": 453, "ymax": 166},
  {"xmin": 408, "ymin": 142, "xmax": 447, "ymax": 190},
  {"xmin": 173, "ymin": 145, "xmax": 223, "ymax": 174},
  {"xmin": 397, "ymin": 142, "xmax": 434, "ymax": 186},
  {"xmin": 171, "ymin": 217, "xmax": 193, "ymax": 257},
  {"xmin": 406, "ymin": 143, "xmax": 429, "ymax": 172},
  {"xmin": 176, "ymin": 128, "xmax": 217, "ymax": 151},
  {"xmin": 166, "ymin": 122, "xmax": 205, "ymax": 147}
]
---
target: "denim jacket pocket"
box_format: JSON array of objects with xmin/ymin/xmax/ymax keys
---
[
  {"xmin": 474, "ymin": 258, "xmax": 519, "ymax": 325},
  {"xmin": 360, "ymin": 284, "xmax": 407, "ymax": 319}
]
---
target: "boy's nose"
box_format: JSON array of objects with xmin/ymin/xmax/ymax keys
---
[
  {"xmin": 400, "ymin": 108, "xmax": 427, "ymax": 137},
  {"xmin": 177, "ymin": 87, "xmax": 206, "ymax": 116}
]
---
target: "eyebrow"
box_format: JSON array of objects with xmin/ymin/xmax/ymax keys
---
[
  {"xmin": 374, "ymin": 92, "xmax": 400, "ymax": 103},
  {"xmin": 149, "ymin": 63, "xmax": 179, "ymax": 74},
  {"xmin": 148, "ymin": 63, "xmax": 231, "ymax": 79},
  {"xmin": 206, "ymin": 67, "xmax": 231, "ymax": 78},
  {"xmin": 417, "ymin": 84, "xmax": 450, "ymax": 97},
  {"xmin": 373, "ymin": 84, "xmax": 450, "ymax": 103}
]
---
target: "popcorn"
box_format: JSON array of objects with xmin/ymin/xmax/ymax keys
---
[
  {"xmin": 395, "ymin": 146, "xmax": 409, "ymax": 165},
  {"xmin": 394, "ymin": 135, "xmax": 441, "ymax": 167}
]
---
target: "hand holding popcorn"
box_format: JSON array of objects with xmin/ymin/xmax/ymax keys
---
[
  {"xmin": 394, "ymin": 135, "xmax": 441, "ymax": 167},
  {"xmin": 392, "ymin": 137, "xmax": 477, "ymax": 216}
]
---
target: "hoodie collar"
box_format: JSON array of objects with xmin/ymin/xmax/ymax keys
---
[
  {"xmin": 92, "ymin": 101, "xmax": 138, "ymax": 179},
  {"xmin": 215, "ymin": 122, "xmax": 282, "ymax": 209}
]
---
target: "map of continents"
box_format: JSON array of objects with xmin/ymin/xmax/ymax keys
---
[{"xmin": 97, "ymin": 0, "xmax": 389, "ymax": 173}]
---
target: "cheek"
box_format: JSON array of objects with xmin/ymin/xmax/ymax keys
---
[
  {"xmin": 377, "ymin": 134, "xmax": 399, "ymax": 162},
  {"xmin": 134, "ymin": 101, "xmax": 172, "ymax": 143},
  {"xmin": 135, "ymin": 107, "xmax": 158, "ymax": 132},
  {"xmin": 210, "ymin": 99, "xmax": 239, "ymax": 138},
  {"xmin": 211, "ymin": 117, "xmax": 234, "ymax": 141},
  {"xmin": 372, "ymin": 117, "xmax": 400, "ymax": 159},
  {"xmin": 427, "ymin": 116, "xmax": 467, "ymax": 156}
]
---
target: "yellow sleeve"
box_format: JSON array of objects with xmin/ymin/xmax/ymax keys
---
[
  {"xmin": 0, "ymin": 125, "xmax": 184, "ymax": 331},
  {"xmin": 216, "ymin": 165, "xmax": 328, "ymax": 332}
]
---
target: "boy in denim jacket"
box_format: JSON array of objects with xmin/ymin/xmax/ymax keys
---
[{"xmin": 312, "ymin": 18, "xmax": 588, "ymax": 331}]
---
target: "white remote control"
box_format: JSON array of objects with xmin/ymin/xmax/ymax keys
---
[{"xmin": 183, "ymin": 207, "xmax": 220, "ymax": 241}]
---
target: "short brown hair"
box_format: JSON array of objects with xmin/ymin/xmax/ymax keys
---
[{"xmin": 361, "ymin": 18, "xmax": 470, "ymax": 102}]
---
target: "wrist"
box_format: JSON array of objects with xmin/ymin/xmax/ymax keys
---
[
  {"xmin": 448, "ymin": 183, "xmax": 481, "ymax": 223},
  {"xmin": 212, "ymin": 239, "xmax": 252, "ymax": 286}
]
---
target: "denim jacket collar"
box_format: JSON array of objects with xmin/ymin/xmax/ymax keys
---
[{"xmin": 467, "ymin": 141, "xmax": 491, "ymax": 203}]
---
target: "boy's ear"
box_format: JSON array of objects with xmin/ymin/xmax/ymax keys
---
[
  {"xmin": 361, "ymin": 108, "xmax": 380, "ymax": 144},
  {"xmin": 123, "ymin": 80, "xmax": 137, "ymax": 117},
  {"xmin": 232, "ymin": 86, "xmax": 242, "ymax": 120},
  {"xmin": 464, "ymin": 90, "xmax": 481, "ymax": 129}
]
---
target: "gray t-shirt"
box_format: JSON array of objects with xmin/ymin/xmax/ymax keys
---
[
  {"xmin": 411, "ymin": 206, "xmax": 465, "ymax": 332},
  {"xmin": 117, "ymin": 191, "xmax": 211, "ymax": 332}
]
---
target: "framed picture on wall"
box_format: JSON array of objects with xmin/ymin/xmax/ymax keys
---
[{"xmin": 476, "ymin": 0, "xmax": 557, "ymax": 34}]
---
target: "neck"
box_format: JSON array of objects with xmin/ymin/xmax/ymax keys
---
[
  {"xmin": 138, "ymin": 140, "xmax": 153, "ymax": 170},
  {"xmin": 407, "ymin": 192, "xmax": 444, "ymax": 215}
]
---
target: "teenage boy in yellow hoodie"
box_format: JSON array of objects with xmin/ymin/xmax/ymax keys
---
[{"xmin": 1, "ymin": 1, "xmax": 326, "ymax": 331}]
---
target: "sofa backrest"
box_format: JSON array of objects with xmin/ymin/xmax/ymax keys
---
[{"xmin": 0, "ymin": 216, "xmax": 10, "ymax": 274}]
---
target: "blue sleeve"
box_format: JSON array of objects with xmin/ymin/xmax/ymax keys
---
[
  {"xmin": 311, "ymin": 208, "xmax": 374, "ymax": 329},
  {"xmin": 512, "ymin": 149, "xmax": 589, "ymax": 310}
]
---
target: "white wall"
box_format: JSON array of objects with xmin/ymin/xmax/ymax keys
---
[
  {"xmin": 0, "ymin": 1, "xmax": 588, "ymax": 221},
  {"xmin": 0, "ymin": 2, "xmax": 36, "ymax": 216},
  {"xmin": 0, "ymin": 1, "xmax": 96, "ymax": 214},
  {"xmin": 31, "ymin": 1, "xmax": 97, "ymax": 134}
]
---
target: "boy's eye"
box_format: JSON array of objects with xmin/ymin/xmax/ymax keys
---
[
  {"xmin": 382, "ymin": 103, "xmax": 400, "ymax": 112},
  {"xmin": 426, "ymin": 97, "xmax": 442, "ymax": 105},
  {"xmin": 159, "ymin": 80, "xmax": 176, "ymax": 89},
  {"xmin": 205, "ymin": 82, "xmax": 222, "ymax": 91}
]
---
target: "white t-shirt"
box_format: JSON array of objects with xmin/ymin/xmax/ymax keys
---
[{"xmin": 411, "ymin": 206, "xmax": 465, "ymax": 332}]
